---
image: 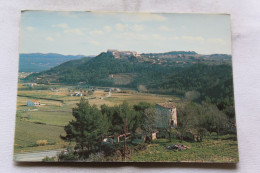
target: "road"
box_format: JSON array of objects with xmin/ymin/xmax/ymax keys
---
[{"xmin": 14, "ymin": 149, "xmax": 62, "ymax": 162}]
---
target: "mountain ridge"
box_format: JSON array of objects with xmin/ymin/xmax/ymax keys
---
[{"xmin": 19, "ymin": 53, "xmax": 94, "ymax": 72}]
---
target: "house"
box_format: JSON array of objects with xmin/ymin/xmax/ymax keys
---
[
  {"xmin": 73, "ymin": 92, "xmax": 82, "ymax": 96},
  {"xmin": 155, "ymin": 102, "xmax": 177, "ymax": 129},
  {"xmin": 27, "ymin": 100, "xmax": 41, "ymax": 106},
  {"xmin": 109, "ymin": 74, "xmax": 114, "ymax": 78},
  {"xmin": 111, "ymin": 88, "xmax": 121, "ymax": 92},
  {"xmin": 104, "ymin": 88, "xmax": 111, "ymax": 92}
]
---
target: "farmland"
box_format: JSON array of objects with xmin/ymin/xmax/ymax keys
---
[
  {"xmin": 14, "ymin": 83, "xmax": 175, "ymax": 153},
  {"xmin": 129, "ymin": 134, "xmax": 238, "ymax": 163},
  {"xmin": 14, "ymin": 82, "xmax": 238, "ymax": 163}
]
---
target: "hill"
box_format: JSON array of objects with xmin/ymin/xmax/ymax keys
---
[
  {"xmin": 23, "ymin": 50, "xmax": 234, "ymax": 107},
  {"xmin": 19, "ymin": 53, "xmax": 93, "ymax": 72}
]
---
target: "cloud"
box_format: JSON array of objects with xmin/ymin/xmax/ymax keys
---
[
  {"xmin": 132, "ymin": 24, "xmax": 144, "ymax": 32},
  {"xmin": 89, "ymin": 40, "xmax": 100, "ymax": 46},
  {"xmin": 64, "ymin": 28, "xmax": 84, "ymax": 35},
  {"xmin": 151, "ymin": 34, "xmax": 166, "ymax": 41},
  {"xmin": 169, "ymin": 36, "xmax": 179, "ymax": 40},
  {"xmin": 158, "ymin": 26, "xmax": 174, "ymax": 32},
  {"xmin": 182, "ymin": 36, "xmax": 205, "ymax": 42},
  {"xmin": 181, "ymin": 26, "xmax": 187, "ymax": 30},
  {"xmin": 52, "ymin": 23, "xmax": 69, "ymax": 29},
  {"xmin": 116, "ymin": 32, "xmax": 148, "ymax": 41},
  {"xmin": 104, "ymin": 26, "xmax": 112, "ymax": 32},
  {"xmin": 46, "ymin": 36, "xmax": 54, "ymax": 42},
  {"xmin": 115, "ymin": 23, "xmax": 128, "ymax": 32},
  {"xmin": 26, "ymin": 26, "xmax": 35, "ymax": 31},
  {"xmin": 90, "ymin": 30, "xmax": 104, "ymax": 36}
]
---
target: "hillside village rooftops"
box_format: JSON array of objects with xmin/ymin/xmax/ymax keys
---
[{"xmin": 157, "ymin": 102, "xmax": 176, "ymax": 109}]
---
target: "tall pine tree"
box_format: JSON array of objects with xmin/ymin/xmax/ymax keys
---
[{"xmin": 61, "ymin": 98, "xmax": 110, "ymax": 160}]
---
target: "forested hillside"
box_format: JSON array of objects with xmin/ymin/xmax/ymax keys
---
[{"xmin": 24, "ymin": 51, "xmax": 234, "ymax": 108}]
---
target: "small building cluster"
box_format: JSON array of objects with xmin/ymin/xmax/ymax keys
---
[
  {"xmin": 104, "ymin": 88, "xmax": 121, "ymax": 92},
  {"xmin": 67, "ymin": 92, "xmax": 83, "ymax": 97},
  {"xmin": 107, "ymin": 49, "xmax": 140, "ymax": 59},
  {"xmin": 23, "ymin": 83, "xmax": 37, "ymax": 87},
  {"xmin": 27, "ymin": 100, "xmax": 41, "ymax": 106}
]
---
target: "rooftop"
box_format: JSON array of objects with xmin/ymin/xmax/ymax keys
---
[{"xmin": 157, "ymin": 102, "xmax": 176, "ymax": 109}]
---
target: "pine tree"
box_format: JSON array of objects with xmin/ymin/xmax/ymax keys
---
[{"xmin": 61, "ymin": 98, "xmax": 110, "ymax": 160}]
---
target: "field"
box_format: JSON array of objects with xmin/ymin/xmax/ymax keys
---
[
  {"xmin": 14, "ymin": 84, "xmax": 175, "ymax": 153},
  {"xmin": 14, "ymin": 83, "xmax": 238, "ymax": 163},
  {"xmin": 129, "ymin": 134, "xmax": 238, "ymax": 163}
]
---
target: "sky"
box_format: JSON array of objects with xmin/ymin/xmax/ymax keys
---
[{"xmin": 20, "ymin": 11, "xmax": 232, "ymax": 55}]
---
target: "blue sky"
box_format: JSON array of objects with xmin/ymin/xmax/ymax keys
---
[{"xmin": 20, "ymin": 11, "xmax": 232, "ymax": 55}]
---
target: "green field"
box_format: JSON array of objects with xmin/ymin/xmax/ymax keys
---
[
  {"xmin": 14, "ymin": 84, "xmax": 238, "ymax": 163},
  {"xmin": 14, "ymin": 120, "xmax": 67, "ymax": 153},
  {"xmin": 14, "ymin": 84, "xmax": 175, "ymax": 153},
  {"xmin": 129, "ymin": 134, "xmax": 238, "ymax": 163}
]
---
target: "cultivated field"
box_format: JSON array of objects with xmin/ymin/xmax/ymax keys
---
[{"xmin": 14, "ymin": 84, "xmax": 176, "ymax": 153}]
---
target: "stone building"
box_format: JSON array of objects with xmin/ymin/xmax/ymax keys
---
[{"xmin": 155, "ymin": 102, "xmax": 177, "ymax": 129}]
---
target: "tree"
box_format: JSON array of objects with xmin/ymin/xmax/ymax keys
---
[
  {"xmin": 177, "ymin": 103, "xmax": 199, "ymax": 142},
  {"xmin": 201, "ymin": 102, "xmax": 229, "ymax": 138},
  {"xmin": 60, "ymin": 98, "xmax": 110, "ymax": 160},
  {"xmin": 141, "ymin": 108, "xmax": 156, "ymax": 143}
]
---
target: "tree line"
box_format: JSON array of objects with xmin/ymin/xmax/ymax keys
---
[{"xmin": 58, "ymin": 99, "xmax": 235, "ymax": 161}]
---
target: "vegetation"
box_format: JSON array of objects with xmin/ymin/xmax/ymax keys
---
[
  {"xmin": 36, "ymin": 140, "xmax": 48, "ymax": 146},
  {"xmin": 24, "ymin": 52, "xmax": 234, "ymax": 112},
  {"xmin": 60, "ymin": 99, "xmax": 110, "ymax": 160},
  {"xmin": 42, "ymin": 156, "xmax": 56, "ymax": 162},
  {"xmin": 15, "ymin": 50, "xmax": 237, "ymax": 162},
  {"xmin": 129, "ymin": 134, "xmax": 238, "ymax": 163},
  {"xmin": 58, "ymin": 98, "xmax": 236, "ymax": 162}
]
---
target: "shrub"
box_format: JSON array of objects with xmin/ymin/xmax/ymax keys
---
[
  {"xmin": 134, "ymin": 143, "xmax": 147, "ymax": 151},
  {"xmin": 57, "ymin": 147, "xmax": 79, "ymax": 162},
  {"xmin": 36, "ymin": 140, "xmax": 48, "ymax": 146},
  {"xmin": 42, "ymin": 156, "xmax": 56, "ymax": 162},
  {"xmin": 87, "ymin": 152, "xmax": 105, "ymax": 162}
]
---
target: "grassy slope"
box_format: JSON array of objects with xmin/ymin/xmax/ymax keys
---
[
  {"xmin": 14, "ymin": 87, "xmax": 176, "ymax": 153},
  {"xmin": 129, "ymin": 134, "xmax": 238, "ymax": 163},
  {"xmin": 14, "ymin": 120, "xmax": 67, "ymax": 153}
]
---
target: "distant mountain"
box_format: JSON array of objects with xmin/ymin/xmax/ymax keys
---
[{"xmin": 19, "ymin": 53, "xmax": 94, "ymax": 72}]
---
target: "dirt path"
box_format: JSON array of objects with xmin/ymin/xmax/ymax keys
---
[{"xmin": 14, "ymin": 149, "xmax": 62, "ymax": 162}]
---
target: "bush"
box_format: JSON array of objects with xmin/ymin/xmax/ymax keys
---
[
  {"xmin": 57, "ymin": 147, "xmax": 79, "ymax": 161},
  {"xmin": 42, "ymin": 156, "xmax": 56, "ymax": 162},
  {"xmin": 36, "ymin": 140, "xmax": 48, "ymax": 146},
  {"xmin": 87, "ymin": 152, "xmax": 105, "ymax": 162},
  {"xmin": 134, "ymin": 143, "xmax": 147, "ymax": 151},
  {"xmin": 101, "ymin": 143, "xmax": 116, "ymax": 156}
]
